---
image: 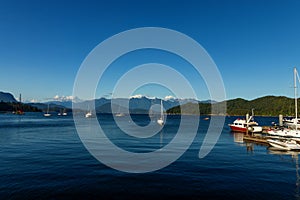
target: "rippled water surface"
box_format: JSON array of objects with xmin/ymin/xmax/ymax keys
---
[{"xmin": 0, "ymin": 113, "xmax": 299, "ymax": 199}]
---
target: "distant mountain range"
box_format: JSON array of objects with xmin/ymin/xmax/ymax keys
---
[
  {"xmin": 72, "ymin": 96, "xmax": 202, "ymax": 114},
  {"xmin": 2, "ymin": 91, "xmax": 299, "ymax": 116},
  {"xmin": 0, "ymin": 91, "xmax": 203, "ymax": 113}
]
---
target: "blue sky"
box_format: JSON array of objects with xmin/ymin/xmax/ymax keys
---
[{"xmin": 0, "ymin": 0, "xmax": 300, "ymax": 102}]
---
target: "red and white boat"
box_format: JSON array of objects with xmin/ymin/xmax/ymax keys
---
[{"xmin": 229, "ymin": 115, "xmax": 262, "ymax": 133}]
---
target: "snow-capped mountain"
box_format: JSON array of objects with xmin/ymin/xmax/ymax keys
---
[{"xmin": 38, "ymin": 95, "xmax": 214, "ymax": 114}]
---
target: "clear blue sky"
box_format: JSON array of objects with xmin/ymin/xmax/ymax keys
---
[{"xmin": 1, "ymin": 0, "xmax": 300, "ymax": 102}]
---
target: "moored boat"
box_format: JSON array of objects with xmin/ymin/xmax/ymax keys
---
[
  {"xmin": 267, "ymin": 68, "xmax": 300, "ymax": 137},
  {"xmin": 229, "ymin": 118, "xmax": 262, "ymax": 133},
  {"xmin": 267, "ymin": 128, "xmax": 300, "ymax": 138},
  {"xmin": 283, "ymin": 118, "xmax": 300, "ymax": 129},
  {"xmin": 228, "ymin": 109, "xmax": 262, "ymax": 133},
  {"xmin": 267, "ymin": 139, "xmax": 300, "ymax": 151}
]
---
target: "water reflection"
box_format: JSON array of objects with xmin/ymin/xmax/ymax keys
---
[
  {"xmin": 231, "ymin": 130, "xmax": 300, "ymax": 199},
  {"xmin": 268, "ymin": 149, "xmax": 300, "ymax": 200},
  {"xmin": 245, "ymin": 142, "xmax": 254, "ymax": 152},
  {"xmin": 160, "ymin": 129, "xmax": 163, "ymax": 148},
  {"xmin": 232, "ymin": 132, "xmax": 254, "ymax": 153},
  {"xmin": 233, "ymin": 132, "xmax": 244, "ymax": 143}
]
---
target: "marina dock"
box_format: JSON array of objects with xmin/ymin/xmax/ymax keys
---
[{"xmin": 243, "ymin": 135, "xmax": 270, "ymax": 145}]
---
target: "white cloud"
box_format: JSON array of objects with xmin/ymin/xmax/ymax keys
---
[
  {"xmin": 65, "ymin": 96, "xmax": 75, "ymax": 100},
  {"xmin": 146, "ymin": 96, "xmax": 156, "ymax": 100},
  {"xmin": 130, "ymin": 94, "xmax": 143, "ymax": 99},
  {"xmin": 30, "ymin": 99, "xmax": 38, "ymax": 103},
  {"xmin": 52, "ymin": 95, "xmax": 81, "ymax": 102},
  {"xmin": 164, "ymin": 95, "xmax": 175, "ymax": 100}
]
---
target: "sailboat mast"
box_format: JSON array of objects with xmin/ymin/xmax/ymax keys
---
[
  {"xmin": 295, "ymin": 67, "xmax": 298, "ymax": 128},
  {"xmin": 161, "ymin": 99, "xmax": 163, "ymax": 119}
]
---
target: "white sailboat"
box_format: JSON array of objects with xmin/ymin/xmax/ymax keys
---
[
  {"xmin": 85, "ymin": 112, "xmax": 92, "ymax": 118},
  {"xmin": 62, "ymin": 108, "xmax": 67, "ymax": 116},
  {"xmin": 115, "ymin": 113, "xmax": 125, "ymax": 117},
  {"xmin": 115, "ymin": 103, "xmax": 124, "ymax": 117},
  {"xmin": 44, "ymin": 104, "xmax": 51, "ymax": 117},
  {"xmin": 157, "ymin": 99, "xmax": 164, "ymax": 126},
  {"xmin": 85, "ymin": 105, "xmax": 92, "ymax": 118},
  {"xmin": 268, "ymin": 67, "xmax": 300, "ymax": 138},
  {"xmin": 58, "ymin": 108, "xmax": 67, "ymax": 116}
]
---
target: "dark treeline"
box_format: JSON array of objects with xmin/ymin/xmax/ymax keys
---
[
  {"xmin": 0, "ymin": 101, "xmax": 41, "ymax": 112},
  {"xmin": 167, "ymin": 96, "xmax": 298, "ymax": 116}
]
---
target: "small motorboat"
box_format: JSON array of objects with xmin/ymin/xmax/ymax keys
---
[{"xmin": 228, "ymin": 109, "xmax": 262, "ymax": 133}]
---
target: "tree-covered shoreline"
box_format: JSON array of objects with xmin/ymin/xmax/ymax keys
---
[
  {"xmin": 167, "ymin": 96, "xmax": 299, "ymax": 117},
  {"xmin": 0, "ymin": 101, "xmax": 41, "ymax": 112}
]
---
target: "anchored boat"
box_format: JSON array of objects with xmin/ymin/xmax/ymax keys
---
[
  {"xmin": 157, "ymin": 99, "xmax": 164, "ymax": 126},
  {"xmin": 228, "ymin": 109, "xmax": 262, "ymax": 133}
]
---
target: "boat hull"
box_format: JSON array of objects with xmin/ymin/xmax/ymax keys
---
[
  {"xmin": 85, "ymin": 113, "xmax": 92, "ymax": 118},
  {"xmin": 229, "ymin": 125, "xmax": 247, "ymax": 133},
  {"xmin": 229, "ymin": 125, "xmax": 262, "ymax": 133},
  {"xmin": 157, "ymin": 119, "xmax": 164, "ymax": 126},
  {"xmin": 268, "ymin": 141, "xmax": 291, "ymax": 151},
  {"xmin": 267, "ymin": 139, "xmax": 300, "ymax": 151}
]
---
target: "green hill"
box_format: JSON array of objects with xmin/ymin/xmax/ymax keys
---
[
  {"xmin": 0, "ymin": 102, "xmax": 41, "ymax": 112},
  {"xmin": 167, "ymin": 96, "xmax": 297, "ymax": 116}
]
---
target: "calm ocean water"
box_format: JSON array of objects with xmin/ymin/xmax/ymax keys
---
[{"xmin": 0, "ymin": 113, "xmax": 299, "ymax": 199}]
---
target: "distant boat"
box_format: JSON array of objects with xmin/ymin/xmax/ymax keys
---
[
  {"xmin": 115, "ymin": 103, "xmax": 124, "ymax": 117},
  {"xmin": 85, "ymin": 105, "xmax": 92, "ymax": 118},
  {"xmin": 267, "ymin": 139, "xmax": 300, "ymax": 151},
  {"xmin": 62, "ymin": 108, "xmax": 67, "ymax": 116},
  {"xmin": 15, "ymin": 110, "xmax": 24, "ymax": 115},
  {"xmin": 15, "ymin": 93, "xmax": 24, "ymax": 115},
  {"xmin": 44, "ymin": 104, "xmax": 51, "ymax": 117},
  {"xmin": 157, "ymin": 100, "xmax": 164, "ymax": 126},
  {"xmin": 58, "ymin": 108, "xmax": 67, "ymax": 116},
  {"xmin": 115, "ymin": 113, "xmax": 124, "ymax": 117},
  {"xmin": 228, "ymin": 109, "xmax": 262, "ymax": 133},
  {"xmin": 85, "ymin": 111, "xmax": 92, "ymax": 118}
]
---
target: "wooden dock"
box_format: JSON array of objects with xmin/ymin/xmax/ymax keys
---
[{"xmin": 243, "ymin": 135, "xmax": 270, "ymax": 145}]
